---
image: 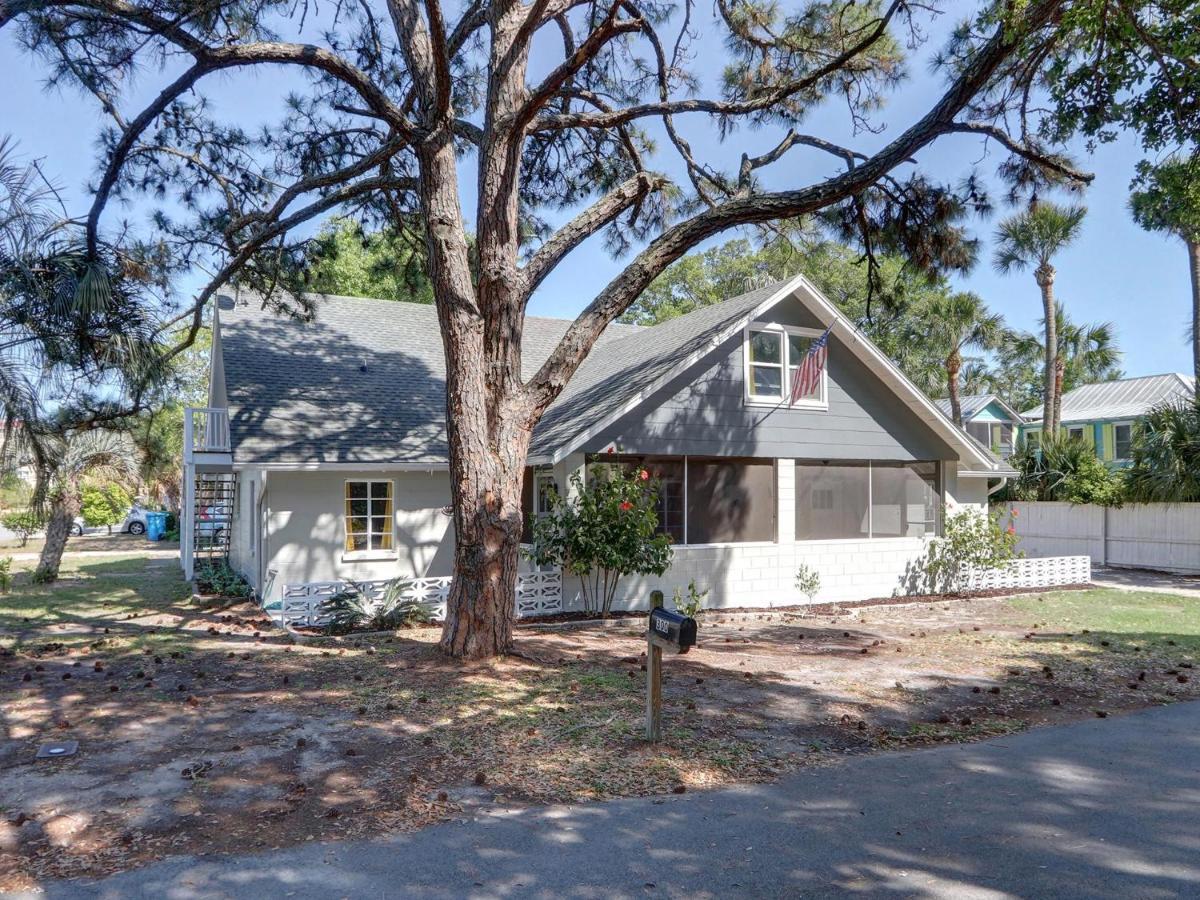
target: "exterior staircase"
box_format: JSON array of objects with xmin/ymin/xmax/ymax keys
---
[{"xmin": 182, "ymin": 407, "xmax": 233, "ymax": 580}]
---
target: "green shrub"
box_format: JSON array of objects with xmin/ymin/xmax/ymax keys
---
[
  {"xmin": 1003, "ymin": 433, "xmax": 1123, "ymax": 506},
  {"xmin": 0, "ymin": 556, "xmax": 13, "ymax": 593},
  {"xmin": 920, "ymin": 508, "xmax": 1022, "ymax": 594},
  {"xmin": 318, "ymin": 579, "xmax": 434, "ymax": 635},
  {"xmin": 1, "ymin": 510, "xmax": 43, "ymax": 547},
  {"xmin": 194, "ymin": 560, "xmax": 253, "ymax": 600},
  {"xmin": 81, "ymin": 482, "xmax": 133, "ymax": 533},
  {"xmin": 528, "ymin": 465, "xmax": 673, "ymax": 617},
  {"xmin": 672, "ymin": 579, "xmax": 708, "ymax": 617},
  {"xmin": 794, "ymin": 564, "xmax": 821, "ymax": 601},
  {"xmin": 1125, "ymin": 399, "xmax": 1200, "ymax": 502}
]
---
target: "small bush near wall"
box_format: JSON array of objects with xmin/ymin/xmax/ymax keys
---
[
  {"xmin": 672, "ymin": 579, "xmax": 708, "ymax": 616},
  {"xmin": 528, "ymin": 467, "xmax": 672, "ymax": 617},
  {"xmin": 794, "ymin": 564, "xmax": 821, "ymax": 601},
  {"xmin": 195, "ymin": 561, "xmax": 254, "ymax": 603},
  {"xmin": 1000, "ymin": 434, "xmax": 1124, "ymax": 506},
  {"xmin": 916, "ymin": 508, "xmax": 1021, "ymax": 595},
  {"xmin": 318, "ymin": 579, "xmax": 434, "ymax": 635}
]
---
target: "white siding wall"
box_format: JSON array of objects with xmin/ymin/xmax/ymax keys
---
[{"xmin": 259, "ymin": 469, "xmax": 456, "ymax": 601}]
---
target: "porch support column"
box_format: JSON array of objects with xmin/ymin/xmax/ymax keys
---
[
  {"xmin": 776, "ymin": 459, "xmax": 795, "ymax": 543},
  {"xmin": 556, "ymin": 453, "xmax": 588, "ymax": 501}
]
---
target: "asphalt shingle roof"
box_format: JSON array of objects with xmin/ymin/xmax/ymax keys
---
[
  {"xmin": 1020, "ymin": 374, "xmax": 1195, "ymax": 424},
  {"xmin": 220, "ymin": 288, "xmax": 776, "ymax": 465}
]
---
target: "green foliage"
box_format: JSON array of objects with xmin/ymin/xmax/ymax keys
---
[
  {"xmin": 0, "ymin": 556, "xmax": 13, "ymax": 593},
  {"xmin": 1045, "ymin": 3, "xmax": 1200, "ymax": 153},
  {"xmin": 921, "ymin": 508, "xmax": 1021, "ymax": 595},
  {"xmin": 1130, "ymin": 155, "xmax": 1200, "ymax": 244},
  {"xmin": 299, "ymin": 218, "xmax": 433, "ymax": 303},
  {"xmin": 993, "ymin": 203, "xmax": 1087, "ymax": 275},
  {"xmin": 1125, "ymin": 400, "xmax": 1200, "ymax": 502},
  {"xmin": 318, "ymin": 579, "xmax": 435, "ymax": 635},
  {"xmin": 794, "ymin": 564, "xmax": 821, "ymax": 602},
  {"xmin": 528, "ymin": 466, "xmax": 673, "ymax": 617},
  {"xmin": 672, "ymin": 579, "xmax": 708, "ymax": 617},
  {"xmin": 194, "ymin": 561, "xmax": 254, "ymax": 601},
  {"xmin": 998, "ymin": 304, "xmax": 1123, "ymax": 414},
  {"xmin": 1, "ymin": 509, "xmax": 42, "ymax": 546},
  {"xmin": 1003, "ymin": 433, "xmax": 1124, "ymax": 506},
  {"xmin": 81, "ymin": 482, "xmax": 133, "ymax": 531}
]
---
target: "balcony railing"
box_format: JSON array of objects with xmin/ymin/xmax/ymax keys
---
[{"xmin": 184, "ymin": 407, "xmax": 231, "ymax": 459}]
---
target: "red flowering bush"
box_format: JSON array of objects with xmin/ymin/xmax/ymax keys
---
[{"xmin": 528, "ymin": 465, "xmax": 673, "ymax": 616}]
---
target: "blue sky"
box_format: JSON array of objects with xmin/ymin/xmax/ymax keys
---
[{"xmin": 0, "ymin": 7, "xmax": 1192, "ymax": 378}]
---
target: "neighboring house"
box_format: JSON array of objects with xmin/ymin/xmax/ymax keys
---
[
  {"xmin": 181, "ymin": 275, "xmax": 1014, "ymax": 615},
  {"xmin": 1020, "ymin": 373, "xmax": 1196, "ymax": 466},
  {"xmin": 932, "ymin": 394, "xmax": 1024, "ymax": 459}
]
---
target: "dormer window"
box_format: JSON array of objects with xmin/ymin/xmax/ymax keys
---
[{"xmin": 744, "ymin": 324, "xmax": 828, "ymax": 409}]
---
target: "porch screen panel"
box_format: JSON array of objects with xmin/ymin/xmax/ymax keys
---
[
  {"xmin": 794, "ymin": 462, "xmax": 869, "ymax": 540},
  {"xmin": 870, "ymin": 462, "xmax": 939, "ymax": 538},
  {"xmin": 685, "ymin": 458, "xmax": 775, "ymax": 544}
]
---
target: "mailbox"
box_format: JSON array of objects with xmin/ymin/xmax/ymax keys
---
[{"xmin": 649, "ymin": 607, "xmax": 698, "ymax": 653}]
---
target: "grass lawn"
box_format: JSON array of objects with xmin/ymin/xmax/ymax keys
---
[{"xmin": 2, "ymin": 555, "xmax": 1199, "ymax": 891}]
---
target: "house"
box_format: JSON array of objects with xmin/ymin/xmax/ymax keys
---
[
  {"xmin": 181, "ymin": 274, "xmax": 1015, "ymax": 618},
  {"xmin": 1020, "ymin": 373, "xmax": 1196, "ymax": 465},
  {"xmin": 932, "ymin": 394, "xmax": 1024, "ymax": 459}
]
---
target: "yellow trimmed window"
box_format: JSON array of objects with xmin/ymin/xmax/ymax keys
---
[{"xmin": 344, "ymin": 480, "xmax": 394, "ymax": 552}]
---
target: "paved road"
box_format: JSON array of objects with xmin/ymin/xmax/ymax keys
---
[
  {"xmin": 25, "ymin": 702, "xmax": 1200, "ymax": 900},
  {"xmin": 1091, "ymin": 566, "xmax": 1200, "ymax": 598}
]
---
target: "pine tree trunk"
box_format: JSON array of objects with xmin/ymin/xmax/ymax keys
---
[
  {"xmin": 34, "ymin": 491, "xmax": 80, "ymax": 583},
  {"xmin": 1189, "ymin": 239, "xmax": 1200, "ymax": 400},
  {"xmin": 947, "ymin": 350, "xmax": 963, "ymax": 425},
  {"xmin": 1036, "ymin": 263, "xmax": 1058, "ymax": 433}
]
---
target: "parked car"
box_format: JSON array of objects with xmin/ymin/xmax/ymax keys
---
[
  {"xmin": 196, "ymin": 505, "xmax": 228, "ymax": 544},
  {"xmin": 120, "ymin": 503, "xmax": 155, "ymax": 535}
]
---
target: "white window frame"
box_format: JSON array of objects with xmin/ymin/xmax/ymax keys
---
[
  {"xmin": 1067, "ymin": 425, "xmax": 1087, "ymax": 441},
  {"xmin": 342, "ymin": 478, "xmax": 397, "ymax": 561},
  {"xmin": 1112, "ymin": 421, "xmax": 1134, "ymax": 461},
  {"xmin": 743, "ymin": 323, "xmax": 829, "ymax": 410},
  {"xmin": 533, "ymin": 471, "xmax": 558, "ymax": 520}
]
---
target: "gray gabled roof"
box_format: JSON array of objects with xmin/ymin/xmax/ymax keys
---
[
  {"xmin": 1021, "ymin": 373, "xmax": 1195, "ymax": 424},
  {"xmin": 219, "ymin": 291, "xmax": 643, "ymax": 465},
  {"xmin": 932, "ymin": 394, "xmax": 1023, "ymax": 424},
  {"xmin": 219, "ymin": 278, "xmax": 1007, "ymax": 474}
]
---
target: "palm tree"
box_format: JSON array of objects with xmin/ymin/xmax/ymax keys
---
[
  {"xmin": 1000, "ymin": 304, "xmax": 1123, "ymax": 421},
  {"xmin": 1129, "ymin": 155, "xmax": 1200, "ymax": 398},
  {"xmin": 993, "ymin": 202, "xmax": 1087, "ymax": 433},
  {"xmin": 1125, "ymin": 399, "xmax": 1200, "ymax": 502},
  {"xmin": 921, "ymin": 291, "xmax": 1007, "ymax": 424},
  {"xmin": 28, "ymin": 429, "xmax": 139, "ymax": 583}
]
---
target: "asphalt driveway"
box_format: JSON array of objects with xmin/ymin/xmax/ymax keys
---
[{"xmin": 21, "ymin": 700, "xmax": 1200, "ymax": 899}]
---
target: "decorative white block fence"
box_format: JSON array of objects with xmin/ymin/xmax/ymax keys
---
[
  {"xmin": 270, "ymin": 569, "xmax": 563, "ymax": 627},
  {"xmin": 962, "ymin": 555, "xmax": 1092, "ymax": 592}
]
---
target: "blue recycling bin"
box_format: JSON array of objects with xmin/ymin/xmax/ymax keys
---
[{"xmin": 145, "ymin": 511, "xmax": 167, "ymax": 541}]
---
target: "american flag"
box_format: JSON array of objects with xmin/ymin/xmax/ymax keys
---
[{"xmin": 791, "ymin": 325, "xmax": 833, "ymax": 403}]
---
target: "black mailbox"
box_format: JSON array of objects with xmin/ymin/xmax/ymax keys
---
[{"xmin": 649, "ymin": 607, "xmax": 698, "ymax": 652}]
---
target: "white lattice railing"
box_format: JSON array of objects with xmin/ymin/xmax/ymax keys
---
[
  {"xmin": 269, "ymin": 569, "xmax": 563, "ymax": 627},
  {"xmin": 962, "ymin": 555, "xmax": 1091, "ymax": 591}
]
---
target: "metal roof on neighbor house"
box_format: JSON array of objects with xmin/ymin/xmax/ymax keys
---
[
  {"xmin": 931, "ymin": 394, "xmax": 1023, "ymax": 423},
  {"xmin": 1021, "ymin": 373, "xmax": 1195, "ymax": 424}
]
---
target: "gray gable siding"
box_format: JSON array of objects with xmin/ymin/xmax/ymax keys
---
[{"xmin": 588, "ymin": 297, "xmax": 956, "ymax": 462}]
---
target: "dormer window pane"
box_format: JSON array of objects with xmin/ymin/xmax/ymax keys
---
[
  {"xmin": 752, "ymin": 366, "xmax": 782, "ymax": 396},
  {"xmin": 749, "ymin": 330, "xmax": 781, "ymax": 363}
]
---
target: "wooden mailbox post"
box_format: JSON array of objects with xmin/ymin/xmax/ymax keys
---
[{"xmin": 645, "ymin": 590, "xmax": 698, "ymax": 743}]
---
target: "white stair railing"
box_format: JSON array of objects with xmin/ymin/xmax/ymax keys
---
[{"xmin": 183, "ymin": 407, "xmax": 231, "ymax": 460}]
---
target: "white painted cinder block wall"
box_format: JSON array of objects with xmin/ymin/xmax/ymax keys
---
[{"xmin": 242, "ymin": 459, "xmax": 993, "ymax": 608}]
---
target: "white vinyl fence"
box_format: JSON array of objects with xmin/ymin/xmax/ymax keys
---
[{"xmin": 999, "ymin": 502, "xmax": 1200, "ymax": 574}]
